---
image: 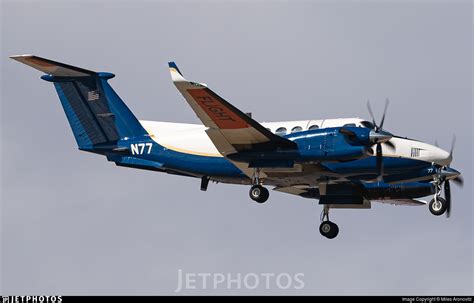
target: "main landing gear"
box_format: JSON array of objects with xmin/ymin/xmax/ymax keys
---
[
  {"xmin": 319, "ymin": 206, "xmax": 339, "ymax": 239},
  {"xmin": 249, "ymin": 168, "xmax": 269, "ymax": 203}
]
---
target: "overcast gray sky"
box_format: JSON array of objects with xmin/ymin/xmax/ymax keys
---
[{"xmin": 1, "ymin": 0, "xmax": 472, "ymax": 295}]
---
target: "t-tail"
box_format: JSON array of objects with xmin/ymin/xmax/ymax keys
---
[{"xmin": 10, "ymin": 55, "xmax": 150, "ymax": 155}]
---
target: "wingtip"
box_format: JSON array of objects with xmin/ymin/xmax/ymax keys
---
[
  {"xmin": 9, "ymin": 54, "xmax": 34, "ymax": 60},
  {"xmin": 168, "ymin": 61, "xmax": 187, "ymax": 82},
  {"xmin": 168, "ymin": 61, "xmax": 183, "ymax": 76}
]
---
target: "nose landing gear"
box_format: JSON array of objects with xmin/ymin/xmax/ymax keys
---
[{"xmin": 429, "ymin": 175, "xmax": 448, "ymax": 216}]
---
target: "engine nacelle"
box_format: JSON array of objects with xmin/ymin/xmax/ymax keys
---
[
  {"xmin": 301, "ymin": 182, "xmax": 435, "ymax": 203},
  {"xmin": 293, "ymin": 127, "xmax": 371, "ymax": 161}
]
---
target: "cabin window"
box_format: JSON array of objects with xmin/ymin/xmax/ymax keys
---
[
  {"xmin": 291, "ymin": 126, "xmax": 303, "ymax": 133},
  {"xmin": 275, "ymin": 127, "xmax": 287, "ymax": 136},
  {"xmin": 410, "ymin": 147, "xmax": 421, "ymax": 157},
  {"xmin": 308, "ymin": 124, "xmax": 319, "ymax": 130},
  {"xmin": 343, "ymin": 123, "xmax": 356, "ymax": 127}
]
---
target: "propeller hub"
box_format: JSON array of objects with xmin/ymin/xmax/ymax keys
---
[
  {"xmin": 369, "ymin": 130, "xmax": 393, "ymax": 144},
  {"xmin": 440, "ymin": 167, "xmax": 461, "ymax": 180}
]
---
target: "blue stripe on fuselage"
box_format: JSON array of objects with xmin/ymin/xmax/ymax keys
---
[
  {"xmin": 118, "ymin": 139, "xmax": 245, "ymax": 177},
  {"xmin": 114, "ymin": 139, "xmax": 432, "ymax": 180}
]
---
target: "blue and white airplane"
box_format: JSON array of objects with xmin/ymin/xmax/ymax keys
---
[{"xmin": 11, "ymin": 55, "xmax": 463, "ymax": 239}]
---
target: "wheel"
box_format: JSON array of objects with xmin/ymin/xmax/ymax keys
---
[
  {"xmin": 319, "ymin": 221, "xmax": 339, "ymax": 239},
  {"xmin": 429, "ymin": 197, "xmax": 447, "ymax": 216},
  {"xmin": 249, "ymin": 185, "xmax": 269, "ymax": 203}
]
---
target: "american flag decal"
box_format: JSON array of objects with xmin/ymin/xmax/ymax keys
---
[{"xmin": 87, "ymin": 90, "xmax": 99, "ymax": 101}]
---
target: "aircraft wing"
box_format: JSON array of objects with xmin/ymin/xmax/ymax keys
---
[
  {"xmin": 372, "ymin": 199, "xmax": 426, "ymax": 206},
  {"xmin": 274, "ymin": 185, "xmax": 426, "ymax": 206},
  {"xmin": 273, "ymin": 185, "xmax": 309, "ymax": 196},
  {"xmin": 168, "ymin": 62, "xmax": 296, "ymax": 157}
]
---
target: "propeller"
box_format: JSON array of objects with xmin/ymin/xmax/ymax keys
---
[
  {"xmin": 367, "ymin": 98, "xmax": 395, "ymax": 181},
  {"xmin": 440, "ymin": 135, "xmax": 463, "ymax": 218},
  {"xmin": 367, "ymin": 98, "xmax": 389, "ymax": 132},
  {"xmin": 452, "ymin": 175, "xmax": 464, "ymax": 186},
  {"xmin": 376, "ymin": 142, "xmax": 383, "ymax": 180},
  {"xmin": 444, "ymin": 180, "xmax": 451, "ymax": 217}
]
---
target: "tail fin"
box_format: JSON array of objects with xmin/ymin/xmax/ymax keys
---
[{"xmin": 10, "ymin": 55, "xmax": 148, "ymax": 150}]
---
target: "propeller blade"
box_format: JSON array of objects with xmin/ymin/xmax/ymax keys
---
[
  {"xmin": 444, "ymin": 180, "xmax": 451, "ymax": 218},
  {"xmin": 376, "ymin": 143, "xmax": 383, "ymax": 181},
  {"xmin": 366, "ymin": 100, "xmax": 377, "ymax": 129},
  {"xmin": 452, "ymin": 175, "xmax": 463, "ymax": 187},
  {"xmin": 434, "ymin": 139, "xmax": 439, "ymax": 147},
  {"xmin": 379, "ymin": 98, "xmax": 389, "ymax": 129},
  {"xmin": 367, "ymin": 147, "xmax": 374, "ymax": 156},
  {"xmin": 384, "ymin": 140, "xmax": 395, "ymax": 150},
  {"xmin": 449, "ymin": 135, "xmax": 456, "ymax": 157}
]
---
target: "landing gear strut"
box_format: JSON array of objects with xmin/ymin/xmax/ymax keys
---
[
  {"xmin": 249, "ymin": 169, "xmax": 269, "ymax": 203},
  {"xmin": 429, "ymin": 176, "xmax": 447, "ymax": 216},
  {"xmin": 319, "ymin": 206, "xmax": 339, "ymax": 239}
]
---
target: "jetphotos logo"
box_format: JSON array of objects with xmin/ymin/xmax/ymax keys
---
[
  {"xmin": 2, "ymin": 297, "xmax": 62, "ymax": 303},
  {"xmin": 175, "ymin": 269, "xmax": 305, "ymax": 293}
]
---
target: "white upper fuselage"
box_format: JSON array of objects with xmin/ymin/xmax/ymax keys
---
[{"xmin": 140, "ymin": 118, "xmax": 451, "ymax": 166}]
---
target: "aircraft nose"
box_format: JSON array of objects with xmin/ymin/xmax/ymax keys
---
[
  {"xmin": 431, "ymin": 147, "xmax": 451, "ymax": 166},
  {"xmin": 440, "ymin": 166, "xmax": 460, "ymax": 179}
]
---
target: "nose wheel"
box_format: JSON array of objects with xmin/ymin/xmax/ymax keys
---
[
  {"xmin": 249, "ymin": 185, "xmax": 269, "ymax": 203},
  {"xmin": 429, "ymin": 197, "xmax": 447, "ymax": 216},
  {"xmin": 319, "ymin": 206, "xmax": 339, "ymax": 239}
]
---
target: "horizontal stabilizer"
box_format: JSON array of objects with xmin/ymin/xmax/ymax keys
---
[
  {"xmin": 10, "ymin": 54, "xmax": 95, "ymax": 77},
  {"xmin": 10, "ymin": 54, "xmax": 148, "ymax": 150}
]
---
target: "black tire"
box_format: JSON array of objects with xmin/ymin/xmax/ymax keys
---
[
  {"xmin": 429, "ymin": 197, "xmax": 447, "ymax": 216},
  {"xmin": 257, "ymin": 187, "xmax": 269, "ymax": 203},
  {"xmin": 249, "ymin": 185, "xmax": 269, "ymax": 203},
  {"xmin": 319, "ymin": 221, "xmax": 339, "ymax": 239}
]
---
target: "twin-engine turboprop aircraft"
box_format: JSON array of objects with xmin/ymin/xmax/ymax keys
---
[{"xmin": 11, "ymin": 55, "xmax": 463, "ymax": 239}]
